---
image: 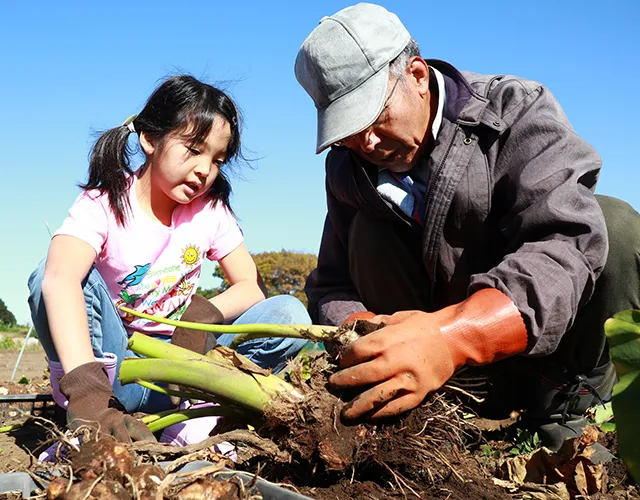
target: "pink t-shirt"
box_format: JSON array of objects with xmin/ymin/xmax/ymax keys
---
[{"xmin": 55, "ymin": 177, "xmax": 243, "ymax": 336}]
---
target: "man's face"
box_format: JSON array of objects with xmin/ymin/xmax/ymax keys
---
[{"xmin": 336, "ymin": 59, "xmax": 432, "ymax": 172}]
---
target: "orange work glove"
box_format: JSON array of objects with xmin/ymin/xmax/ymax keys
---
[
  {"xmin": 342, "ymin": 311, "xmax": 376, "ymax": 325},
  {"xmin": 329, "ymin": 288, "xmax": 527, "ymax": 420}
]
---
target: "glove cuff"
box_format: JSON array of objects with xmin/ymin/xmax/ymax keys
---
[
  {"xmin": 180, "ymin": 294, "xmax": 224, "ymax": 325},
  {"xmin": 437, "ymin": 288, "xmax": 528, "ymax": 370},
  {"xmin": 59, "ymin": 361, "xmax": 113, "ymax": 400},
  {"xmin": 171, "ymin": 295, "xmax": 223, "ymax": 354},
  {"xmin": 343, "ymin": 311, "xmax": 376, "ymax": 325}
]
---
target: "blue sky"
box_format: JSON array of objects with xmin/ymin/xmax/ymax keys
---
[{"xmin": 1, "ymin": 1, "xmax": 638, "ymax": 325}]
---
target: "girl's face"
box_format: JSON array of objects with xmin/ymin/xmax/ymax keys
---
[{"xmin": 141, "ymin": 117, "xmax": 231, "ymax": 209}]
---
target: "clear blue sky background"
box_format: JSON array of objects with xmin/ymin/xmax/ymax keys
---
[{"xmin": 1, "ymin": 1, "xmax": 638, "ymax": 325}]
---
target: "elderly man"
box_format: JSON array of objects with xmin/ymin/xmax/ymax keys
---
[{"xmin": 294, "ymin": 3, "xmax": 640, "ymax": 451}]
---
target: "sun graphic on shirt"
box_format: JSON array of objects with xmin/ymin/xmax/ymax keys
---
[{"xmin": 181, "ymin": 244, "xmax": 201, "ymax": 268}]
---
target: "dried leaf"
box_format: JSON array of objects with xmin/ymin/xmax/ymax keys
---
[
  {"xmin": 232, "ymin": 351, "xmax": 271, "ymax": 376},
  {"xmin": 574, "ymin": 460, "xmax": 589, "ymax": 496}
]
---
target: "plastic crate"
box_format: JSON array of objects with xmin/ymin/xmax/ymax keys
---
[{"xmin": 0, "ymin": 394, "xmax": 58, "ymax": 424}]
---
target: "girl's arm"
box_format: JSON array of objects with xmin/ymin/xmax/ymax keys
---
[
  {"xmin": 41, "ymin": 235, "xmax": 97, "ymax": 374},
  {"xmin": 210, "ymin": 243, "xmax": 267, "ymax": 320}
]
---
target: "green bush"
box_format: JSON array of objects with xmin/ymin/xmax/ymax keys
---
[
  {"xmin": 0, "ymin": 298, "xmax": 16, "ymax": 327},
  {"xmin": 0, "ymin": 337, "xmax": 18, "ymax": 349}
]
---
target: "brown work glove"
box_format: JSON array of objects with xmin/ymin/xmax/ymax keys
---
[
  {"xmin": 59, "ymin": 362, "xmax": 156, "ymax": 443},
  {"xmin": 171, "ymin": 295, "xmax": 223, "ymax": 352},
  {"xmin": 169, "ymin": 295, "xmax": 224, "ymax": 405},
  {"xmin": 329, "ymin": 288, "xmax": 527, "ymax": 420}
]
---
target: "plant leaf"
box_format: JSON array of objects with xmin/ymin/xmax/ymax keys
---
[{"xmin": 604, "ymin": 310, "xmax": 640, "ymax": 481}]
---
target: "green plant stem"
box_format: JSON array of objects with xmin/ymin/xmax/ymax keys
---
[
  {"xmin": 127, "ymin": 332, "xmax": 238, "ymax": 368},
  {"xmin": 134, "ymin": 379, "xmax": 219, "ymax": 404},
  {"xmin": 120, "ymin": 306, "xmax": 338, "ymax": 347},
  {"xmin": 128, "ymin": 332, "xmax": 219, "ymax": 363},
  {"xmin": 0, "ymin": 423, "xmax": 23, "ymax": 433},
  {"xmin": 119, "ymin": 356, "xmax": 300, "ymax": 414},
  {"xmin": 142, "ymin": 407, "xmax": 235, "ymax": 433}
]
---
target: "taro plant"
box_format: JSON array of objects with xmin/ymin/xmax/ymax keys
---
[
  {"xmin": 604, "ymin": 309, "xmax": 640, "ymax": 481},
  {"xmin": 117, "ymin": 305, "xmax": 348, "ymax": 431}
]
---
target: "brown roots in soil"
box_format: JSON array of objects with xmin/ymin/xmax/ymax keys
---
[
  {"xmin": 37, "ymin": 433, "xmax": 262, "ymax": 500},
  {"xmin": 35, "ymin": 320, "xmax": 485, "ymax": 498},
  {"xmin": 29, "ymin": 427, "xmax": 262, "ymax": 500},
  {"xmin": 255, "ymin": 348, "xmax": 479, "ymax": 495}
]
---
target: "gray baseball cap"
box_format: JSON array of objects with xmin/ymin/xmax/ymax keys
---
[{"xmin": 295, "ymin": 3, "xmax": 411, "ymax": 153}]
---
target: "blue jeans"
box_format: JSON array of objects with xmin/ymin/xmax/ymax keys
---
[{"xmin": 28, "ymin": 260, "xmax": 310, "ymax": 414}]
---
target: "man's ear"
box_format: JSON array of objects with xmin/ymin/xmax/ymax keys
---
[
  {"xmin": 139, "ymin": 131, "xmax": 155, "ymax": 155},
  {"xmin": 407, "ymin": 56, "xmax": 430, "ymax": 96}
]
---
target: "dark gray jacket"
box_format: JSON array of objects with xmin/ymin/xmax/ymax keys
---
[{"xmin": 305, "ymin": 60, "xmax": 608, "ymax": 358}]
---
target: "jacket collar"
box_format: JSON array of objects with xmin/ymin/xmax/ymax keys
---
[{"xmin": 428, "ymin": 59, "xmax": 499, "ymax": 129}]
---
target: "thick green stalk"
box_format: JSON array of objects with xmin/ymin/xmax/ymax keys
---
[
  {"xmin": 141, "ymin": 407, "xmax": 235, "ymax": 433},
  {"xmin": 119, "ymin": 357, "xmax": 300, "ymax": 414},
  {"xmin": 134, "ymin": 379, "xmax": 219, "ymax": 404},
  {"xmin": 127, "ymin": 332, "xmax": 247, "ymax": 368},
  {"xmin": 120, "ymin": 305, "xmax": 338, "ymax": 346},
  {"xmin": 128, "ymin": 332, "xmax": 218, "ymax": 363}
]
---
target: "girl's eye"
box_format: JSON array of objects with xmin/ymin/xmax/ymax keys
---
[
  {"xmin": 187, "ymin": 146, "xmax": 201, "ymax": 155},
  {"xmin": 213, "ymin": 159, "xmax": 225, "ymax": 168}
]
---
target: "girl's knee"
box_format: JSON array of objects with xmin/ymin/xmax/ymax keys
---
[
  {"xmin": 238, "ymin": 335, "xmax": 307, "ymax": 372},
  {"xmin": 263, "ymin": 295, "xmax": 311, "ymax": 324},
  {"xmin": 27, "ymin": 259, "xmax": 47, "ymax": 300}
]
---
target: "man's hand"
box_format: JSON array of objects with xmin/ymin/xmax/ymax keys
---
[
  {"xmin": 329, "ymin": 289, "xmax": 528, "ymax": 421},
  {"xmin": 330, "ymin": 310, "xmax": 454, "ymax": 420},
  {"xmin": 60, "ymin": 362, "xmax": 156, "ymax": 443}
]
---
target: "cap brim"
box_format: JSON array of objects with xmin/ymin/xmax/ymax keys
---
[{"xmin": 315, "ymin": 65, "xmax": 390, "ymax": 154}]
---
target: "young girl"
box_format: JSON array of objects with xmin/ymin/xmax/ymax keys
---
[{"xmin": 27, "ymin": 75, "xmax": 309, "ymax": 443}]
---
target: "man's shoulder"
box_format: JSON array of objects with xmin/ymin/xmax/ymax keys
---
[
  {"xmin": 460, "ymin": 70, "xmax": 549, "ymax": 127},
  {"xmin": 325, "ymin": 147, "xmax": 355, "ymax": 179},
  {"xmin": 461, "ymin": 70, "xmax": 543, "ymax": 100},
  {"xmin": 324, "ymin": 148, "xmax": 368, "ymax": 205}
]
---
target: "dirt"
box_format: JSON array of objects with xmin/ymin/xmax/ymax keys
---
[
  {"xmin": 0, "ymin": 350, "xmax": 48, "ymax": 384},
  {"xmin": 0, "ymin": 345, "xmax": 638, "ymax": 499},
  {"xmin": 0, "ymin": 349, "xmax": 54, "ymax": 476}
]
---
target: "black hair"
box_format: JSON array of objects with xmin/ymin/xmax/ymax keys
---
[{"xmin": 80, "ymin": 75, "xmax": 242, "ymax": 225}]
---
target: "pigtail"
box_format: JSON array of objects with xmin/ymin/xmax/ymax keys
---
[
  {"xmin": 79, "ymin": 121, "xmax": 136, "ymax": 226},
  {"xmin": 209, "ymin": 171, "xmax": 234, "ymax": 216}
]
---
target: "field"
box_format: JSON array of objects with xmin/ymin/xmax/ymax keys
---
[{"xmin": 0, "ymin": 346, "xmax": 638, "ymax": 499}]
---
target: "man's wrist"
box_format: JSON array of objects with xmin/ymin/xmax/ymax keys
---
[
  {"xmin": 436, "ymin": 288, "xmax": 528, "ymax": 369},
  {"xmin": 343, "ymin": 311, "xmax": 376, "ymax": 325}
]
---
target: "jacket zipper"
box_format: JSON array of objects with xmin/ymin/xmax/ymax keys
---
[{"xmin": 424, "ymin": 126, "xmax": 458, "ymax": 297}]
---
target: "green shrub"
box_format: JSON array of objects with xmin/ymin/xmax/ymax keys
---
[{"xmin": 0, "ymin": 337, "xmax": 18, "ymax": 349}]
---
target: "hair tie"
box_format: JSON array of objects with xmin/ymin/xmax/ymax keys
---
[{"xmin": 122, "ymin": 114, "xmax": 138, "ymax": 134}]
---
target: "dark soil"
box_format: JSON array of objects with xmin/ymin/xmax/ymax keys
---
[
  {"xmin": 246, "ymin": 351, "xmax": 513, "ymax": 499},
  {"xmin": 1, "ymin": 333, "xmax": 638, "ymax": 499}
]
